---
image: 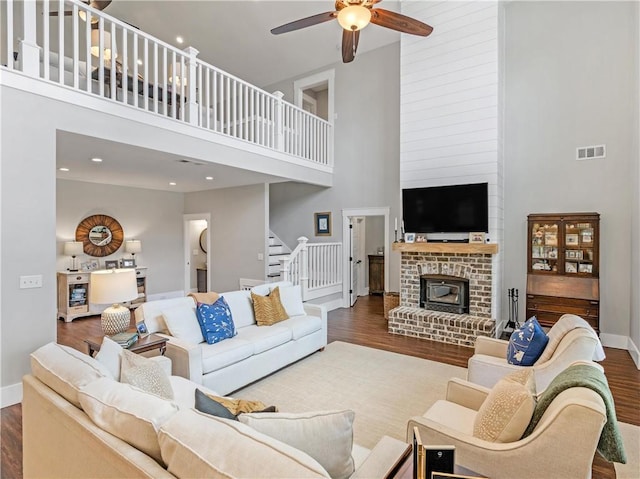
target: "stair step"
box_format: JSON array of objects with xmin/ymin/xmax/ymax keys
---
[
  {"xmin": 269, "ymin": 253, "xmax": 289, "ymax": 257},
  {"xmin": 267, "ymin": 273, "xmax": 281, "ymax": 278}
]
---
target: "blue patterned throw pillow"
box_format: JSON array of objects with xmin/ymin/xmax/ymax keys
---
[
  {"xmin": 506, "ymin": 316, "xmax": 549, "ymax": 366},
  {"xmin": 195, "ymin": 297, "xmax": 237, "ymax": 345}
]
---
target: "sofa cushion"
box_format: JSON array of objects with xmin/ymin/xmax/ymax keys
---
[
  {"xmin": 278, "ymin": 315, "xmax": 323, "ymax": 340},
  {"xmin": 473, "ymin": 369, "xmax": 536, "ymax": 443},
  {"xmin": 162, "ymin": 303, "xmax": 203, "ymax": 345},
  {"xmin": 195, "ymin": 296, "xmax": 237, "ymax": 344},
  {"xmin": 251, "ymin": 287, "xmax": 289, "ymax": 326},
  {"xmin": 120, "ymin": 349, "xmax": 174, "ymax": 400},
  {"xmin": 169, "ymin": 376, "xmax": 220, "ymax": 410},
  {"xmin": 236, "ymin": 324, "xmax": 292, "ymax": 354},
  {"xmin": 239, "ymin": 410, "xmax": 356, "ymax": 479},
  {"xmin": 220, "ymin": 290, "xmax": 255, "ymax": 328},
  {"xmin": 278, "ymin": 284, "xmax": 306, "ymax": 317},
  {"xmin": 507, "ymin": 316, "xmax": 549, "ymax": 366},
  {"xmin": 95, "ymin": 336, "xmax": 124, "ymax": 381},
  {"xmin": 159, "ymin": 409, "xmax": 329, "ymax": 478},
  {"xmin": 30, "ymin": 342, "xmax": 111, "ymax": 408},
  {"xmin": 424, "ymin": 400, "xmax": 476, "ymax": 436},
  {"xmin": 78, "ymin": 377, "xmax": 179, "ymax": 465},
  {"xmin": 200, "ymin": 337, "xmax": 254, "ymax": 374},
  {"xmin": 136, "ymin": 297, "xmax": 195, "ymax": 334}
]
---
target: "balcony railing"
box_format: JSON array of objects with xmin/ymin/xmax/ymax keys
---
[{"xmin": 1, "ymin": 0, "xmax": 333, "ymax": 167}]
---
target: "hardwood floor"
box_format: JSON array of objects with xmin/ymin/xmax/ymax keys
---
[{"xmin": 1, "ymin": 295, "xmax": 638, "ymax": 479}]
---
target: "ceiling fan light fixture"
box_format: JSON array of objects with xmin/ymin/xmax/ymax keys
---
[
  {"xmin": 337, "ymin": 5, "xmax": 371, "ymax": 32},
  {"xmin": 90, "ymin": 29, "xmax": 113, "ymax": 61}
]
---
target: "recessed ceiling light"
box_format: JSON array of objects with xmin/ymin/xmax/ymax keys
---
[
  {"xmin": 59, "ymin": 167, "xmax": 70, "ymax": 172},
  {"xmin": 169, "ymin": 182, "xmax": 177, "ymax": 186},
  {"xmin": 176, "ymin": 36, "xmax": 184, "ymax": 44},
  {"xmin": 91, "ymin": 157, "xmax": 103, "ymax": 163},
  {"xmin": 205, "ymin": 176, "xmax": 213, "ymax": 181}
]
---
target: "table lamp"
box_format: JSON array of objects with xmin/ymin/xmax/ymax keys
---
[
  {"xmin": 64, "ymin": 241, "xmax": 84, "ymax": 272},
  {"xmin": 89, "ymin": 269, "xmax": 138, "ymax": 335},
  {"xmin": 125, "ymin": 239, "xmax": 142, "ymax": 260}
]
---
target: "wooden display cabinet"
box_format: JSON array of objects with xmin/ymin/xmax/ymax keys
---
[
  {"xmin": 526, "ymin": 213, "xmax": 600, "ymax": 332},
  {"xmin": 368, "ymin": 255, "xmax": 384, "ymax": 295}
]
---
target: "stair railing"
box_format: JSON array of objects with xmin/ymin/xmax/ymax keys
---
[{"xmin": 281, "ymin": 236, "xmax": 342, "ymax": 301}]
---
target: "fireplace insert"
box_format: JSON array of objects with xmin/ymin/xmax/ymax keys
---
[{"xmin": 420, "ymin": 275, "xmax": 469, "ymax": 314}]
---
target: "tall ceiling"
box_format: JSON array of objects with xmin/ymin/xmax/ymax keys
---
[{"xmin": 56, "ymin": 1, "xmax": 404, "ymax": 192}]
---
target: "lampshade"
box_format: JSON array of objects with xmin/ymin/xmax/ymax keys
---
[
  {"xmin": 89, "ymin": 269, "xmax": 138, "ymax": 305},
  {"xmin": 125, "ymin": 239, "xmax": 142, "ymax": 254},
  {"xmin": 169, "ymin": 61, "xmax": 187, "ymax": 87},
  {"xmin": 90, "ymin": 29, "xmax": 114, "ymax": 61},
  {"xmin": 64, "ymin": 241, "xmax": 84, "ymax": 256},
  {"xmin": 337, "ymin": 5, "xmax": 372, "ymax": 31}
]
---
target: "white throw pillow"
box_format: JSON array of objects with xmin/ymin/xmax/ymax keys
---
[
  {"xmin": 95, "ymin": 336, "xmax": 123, "ymax": 381},
  {"xmin": 239, "ymin": 410, "xmax": 355, "ymax": 479},
  {"xmin": 159, "ymin": 409, "xmax": 329, "ymax": 478},
  {"xmin": 220, "ymin": 290, "xmax": 255, "ymax": 328},
  {"xmin": 120, "ymin": 349, "xmax": 174, "ymax": 400},
  {"xmin": 162, "ymin": 303, "xmax": 203, "ymax": 344},
  {"xmin": 78, "ymin": 377, "xmax": 178, "ymax": 465},
  {"xmin": 30, "ymin": 342, "xmax": 111, "ymax": 408},
  {"xmin": 278, "ymin": 285, "xmax": 306, "ymax": 317}
]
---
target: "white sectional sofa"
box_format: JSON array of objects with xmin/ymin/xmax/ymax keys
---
[
  {"xmin": 134, "ymin": 281, "xmax": 327, "ymax": 395},
  {"xmin": 23, "ymin": 342, "xmax": 410, "ymax": 478}
]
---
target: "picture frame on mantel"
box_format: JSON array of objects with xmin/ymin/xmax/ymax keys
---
[
  {"xmin": 315, "ymin": 212, "xmax": 331, "ymax": 236},
  {"xmin": 469, "ymin": 232, "xmax": 486, "ymax": 244}
]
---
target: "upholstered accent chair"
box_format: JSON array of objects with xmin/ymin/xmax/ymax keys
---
[
  {"xmin": 467, "ymin": 314, "xmax": 604, "ymax": 392},
  {"xmin": 407, "ymin": 370, "xmax": 607, "ymax": 479}
]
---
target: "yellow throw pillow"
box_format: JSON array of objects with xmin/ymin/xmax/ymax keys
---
[
  {"xmin": 473, "ymin": 369, "xmax": 536, "ymax": 443},
  {"xmin": 251, "ymin": 286, "xmax": 289, "ymax": 326},
  {"xmin": 204, "ymin": 392, "xmax": 275, "ymax": 416}
]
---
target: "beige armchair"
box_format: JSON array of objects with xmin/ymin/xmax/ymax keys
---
[
  {"xmin": 467, "ymin": 314, "xmax": 604, "ymax": 392},
  {"xmin": 407, "ymin": 376, "xmax": 607, "ymax": 479}
]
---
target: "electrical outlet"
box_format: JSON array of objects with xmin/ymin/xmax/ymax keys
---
[
  {"xmin": 20, "ymin": 275, "xmax": 43, "ymax": 289},
  {"xmin": 257, "ymin": 253, "xmax": 264, "ymax": 261}
]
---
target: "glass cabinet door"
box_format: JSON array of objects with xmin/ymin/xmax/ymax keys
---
[
  {"xmin": 564, "ymin": 221, "xmax": 596, "ymax": 276},
  {"xmin": 531, "ymin": 222, "xmax": 560, "ymax": 273}
]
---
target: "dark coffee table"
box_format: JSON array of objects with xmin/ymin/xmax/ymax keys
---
[{"xmin": 84, "ymin": 333, "xmax": 167, "ymax": 357}]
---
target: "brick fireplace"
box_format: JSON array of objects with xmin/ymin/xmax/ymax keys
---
[{"xmin": 388, "ymin": 243, "xmax": 499, "ymax": 347}]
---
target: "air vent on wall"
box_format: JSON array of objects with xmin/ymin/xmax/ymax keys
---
[{"xmin": 576, "ymin": 144, "xmax": 606, "ymax": 161}]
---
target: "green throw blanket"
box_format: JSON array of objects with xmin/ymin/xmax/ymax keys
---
[{"xmin": 522, "ymin": 364, "xmax": 627, "ymax": 463}]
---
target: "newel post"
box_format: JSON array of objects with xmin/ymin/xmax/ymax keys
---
[
  {"xmin": 280, "ymin": 256, "xmax": 290, "ymax": 282},
  {"xmin": 298, "ymin": 236, "xmax": 309, "ymax": 299},
  {"xmin": 273, "ymin": 90, "xmax": 285, "ymax": 151},
  {"xmin": 184, "ymin": 46, "xmax": 199, "ymax": 126},
  {"xmin": 20, "ymin": 0, "xmax": 40, "ymax": 76}
]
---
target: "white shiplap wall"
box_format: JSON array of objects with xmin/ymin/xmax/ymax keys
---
[{"xmin": 400, "ymin": 1, "xmax": 504, "ymax": 326}]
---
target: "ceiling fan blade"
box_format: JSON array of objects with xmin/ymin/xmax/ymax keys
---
[
  {"xmin": 370, "ymin": 8, "xmax": 433, "ymax": 36},
  {"xmin": 49, "ymin": 11, "xmax": 73, "ymax": 16},
  {"xmin": 342, "ymin": 29, "xmax": 359, "ymax": 63},
  {"xmin": 271, "ymin": 11, "xmax": 337, "ymax": 35}
]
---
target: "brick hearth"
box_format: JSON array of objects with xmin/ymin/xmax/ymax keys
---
[{"xmin": 388, "ymin": 248, "xmax": 497, "ymax": 347}]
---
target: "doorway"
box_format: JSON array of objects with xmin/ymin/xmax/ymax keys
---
[
  {"xmin": 342, "ymin": 207, "xmax": 390, "ymax": 309},
  {"xmin": 183, "ymin": 214, "xmax": 210, "ymax": 293}
]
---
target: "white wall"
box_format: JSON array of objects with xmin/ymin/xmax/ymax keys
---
[
  {"xmin": 631, "ymin": 1, "xmax": 640, "ymax": 365},
  {"xmin": 1, "ymin": 87, "xmax": 57, "ymax": 405},
  {"xmin": 268, "ymin": 43, "xmax": 402, "ymax": 291},
  {"xmin": 184, "ymin": 184, "xmax": 268, "ymax": 292},
  {"xmin": 56, "ymin": 179, "xmax": 185, "ymax": 295},
  {"xmin": 503, "ymin": 1, "xmax": 636, "ymax": 340},
  {"xmin": 400, "ymin": 1, "xmax": 503, "ymax": 323}
]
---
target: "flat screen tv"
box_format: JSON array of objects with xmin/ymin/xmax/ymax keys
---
[{"xmin": 402, "ymin": 183, "xmax": 488, "ymax": 234}]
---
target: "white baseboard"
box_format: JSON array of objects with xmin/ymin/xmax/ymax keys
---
[
  {"xmin": 146, "ymin": 290, "xmax": 184, "ymax": 301},
  {"xmin": 627, "ymin": 337, "xmax": 640, "ymax": 369},
  {"xmin": 600, "ymin": 333, "xmax": 629, "ymax": 350},
  {"xmin": 1, "ymin": 382, "xmax": 23, "ymax": 408}
]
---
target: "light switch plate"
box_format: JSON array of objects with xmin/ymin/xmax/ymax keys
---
[{"xmin": 20, "ymin": 275, "xmax": 43, "ymax": 289}]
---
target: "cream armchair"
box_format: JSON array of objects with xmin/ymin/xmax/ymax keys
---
[
  {"xmin": 467, "ymin": 314, "xmax": 604, "ymax": 392},
  {"xmin": 407, "ymin": 376, "xmax": 606, "ymax": 479}
]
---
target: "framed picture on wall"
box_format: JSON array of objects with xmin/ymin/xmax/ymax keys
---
[
  {"xmin": 315, "ymin": 212, "xmax": 331, "ymax": 236},
  {"xmin": 121, "ymin": 258, "xmax": 136, "ymax": 268},
  {"xmin": 105, "ymin": 260, "xmax": 119, "ymax": 269}
]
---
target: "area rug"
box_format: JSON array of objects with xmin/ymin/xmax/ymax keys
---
[{"xmin": 235, "ymin": 341, "xmax": 639, "ymax": 478}]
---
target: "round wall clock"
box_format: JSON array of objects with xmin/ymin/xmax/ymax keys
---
[{"xmin": 75, "ymin": 214, "xmax": 124, "ymax": 257}]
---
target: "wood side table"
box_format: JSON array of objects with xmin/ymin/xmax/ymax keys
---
[{"xmin": 84, "ymin": 333, "xmax": 167, "ymax": 357}]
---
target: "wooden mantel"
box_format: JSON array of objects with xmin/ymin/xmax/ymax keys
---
[{"xmin": 392, "ymin": 242, "xmax": 499, "ymax": 255}]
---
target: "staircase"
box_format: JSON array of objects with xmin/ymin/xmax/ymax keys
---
[{"xmin": 267, "ymin": 231, "xmax": 292, "ymax": 282}]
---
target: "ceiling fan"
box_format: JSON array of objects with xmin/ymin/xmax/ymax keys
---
[
  {"xmin": 50, "ymin": 0, "xmax": 112, "ymax": 23},
  {"xmin": 271, "ymin": 0, "xmax": 433, "ymax": 63}
]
